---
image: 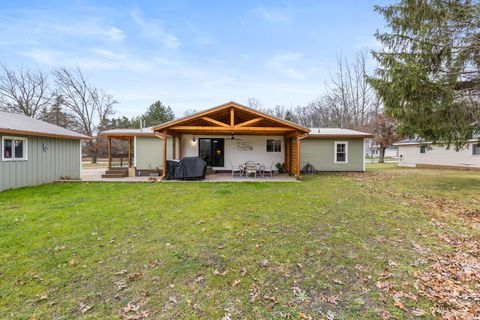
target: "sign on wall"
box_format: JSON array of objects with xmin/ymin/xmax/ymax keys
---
[{"xmin": 237, "ymin": 142, "xmax": 253, "ymax": 151}]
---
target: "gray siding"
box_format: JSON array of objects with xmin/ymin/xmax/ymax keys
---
[
  {"xmin": 135, "ymin": 136, "xmax": 172, "ymax": 170},
  {"xmin": 300, "ymin": 138, "xmax": 365, "ymax": 172},
  {"xmin": 1, "ymin": 134, "xmax": 80, "ymax": 191}
]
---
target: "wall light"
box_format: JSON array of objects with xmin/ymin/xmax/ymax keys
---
[{"xmin": 192, "ymin": 136, "xmax": 196, "ymax": 142}]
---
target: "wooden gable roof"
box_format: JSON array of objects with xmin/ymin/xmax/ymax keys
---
[{"xmin": 154, "ymin": 101, "xmax": 309, "ymax": 135}]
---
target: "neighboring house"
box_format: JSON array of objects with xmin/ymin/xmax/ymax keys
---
[
  {"xmin": 100, "ymin": 102, "xmax": 372, "ymax": 177},
  {"xmin": 1, "ymin": 111, "xmax": 90, "ymax": 191},
  {"xmin": 365, "ymin": 140, "xmax": 398, "ymax": 159},
  {"xmin": 395, "ymin": 138, "xmax": 480, "ymax": 170}
]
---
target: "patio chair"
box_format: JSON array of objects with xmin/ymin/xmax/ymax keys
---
[
  {"xmin": 263, "ymin": 162, "xmax": 275, "ymax": 178},
  {"xmin": 245, "ymin": 161, "xmax": 257, "ymax": 178},
  {"xmin": 230, "ymin": 161, "xmax": 243, "ymax": 177}
]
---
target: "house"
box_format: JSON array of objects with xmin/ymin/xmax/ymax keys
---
[
  {"xmin": 100, "ymin": 102, "xmax": 372, "ymax": 177},
  {"xmin": 365, "ymin": 141, "xmax": 398, "ymax": 159},
  {"xmin": 395, "ymin": 138, "xmax": 480, "ymax": 170},
  {"xmin": 1, "ymin": 111, "xmax": 90, "ymax": 191}
]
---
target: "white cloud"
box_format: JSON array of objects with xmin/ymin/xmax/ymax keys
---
[
  {"xmin": 131, "ymin": 9, "xmax": 180, "ymax": 49},
  {"xmin": 354, "ymin": 36, "xmax": 381, "ymax": 51},
  {"xmin": 251, "ymin": 5, "xmax": 292, "ymax": 23},
  {"xmin": 18, "ymin": 47, "xmax": 150, "ymax": 72},
  {"xmin": 266, "ymin": 52, "xmax": 322, "ymax": 80},
  {"xmin": 105, "ymin": 27, "xmax": 126, "ymax": 42},
  {"xmin": 17, "ymin": 49, "xmax": 62, "ymax": 65}
]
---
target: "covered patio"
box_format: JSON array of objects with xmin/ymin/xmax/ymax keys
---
[
  {"xmin": 153, "ymin": 102, "xmax": 310, "ymax": 180},
  {"xmin": 80, "ymin": 166, "xmax": 297, "ymax": 182}
]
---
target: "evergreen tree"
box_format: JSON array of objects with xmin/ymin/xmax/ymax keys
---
[
  {"xmin": 369, "ymin": 0, "xmax": 480, "ymax": 148},
  {"xmin": 142, "ymin": 100, "xmax": 175, "ymax": 127},
  {"xmin": 40, "ymin": 95, "xmax": 74, "ymax": 129}
]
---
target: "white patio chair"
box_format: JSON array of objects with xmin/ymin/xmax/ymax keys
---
[
  {"xmin": 230, "ymin": 161, "xmax": 243, "ymax": 177},
  {"xmin": 245, "ymin": 161, "xmax": 257, "ymax": 178},
  {"xmin": 263, "ymin": 162, "xmax": 275, "ymax": 178}
]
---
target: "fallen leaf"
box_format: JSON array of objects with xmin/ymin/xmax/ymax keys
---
[
  {"xmin": 410, "ymin": 308, "xmax": 425, "ymax": 317},
  {"xmin": 128, "ymin": 273, "xmax": 142, "ymax": 281},
  {"xmin": 393, "ymin": 298, "xmax": 405, "ymax": 310},
  {"xmin": 239, "ymin": 266, "xmax": 247, "ymax": 277},
  {"xmin": 260, "ymin": 259, "xmax": 269, "ymax": 268},
  {"xmin": 79, "ymin": 302, "xmax": 93, "ymax": 314},
  {"xmin": 299, "ymin": 312, "xmax": 313, "ymax": 320},
  {"xmin": 115, "ymin": 270, "xmax": 128, "ymax": 275},
  {"xmin": 232, "ymin": 279, "xmax": 241, "ymax": 287}
]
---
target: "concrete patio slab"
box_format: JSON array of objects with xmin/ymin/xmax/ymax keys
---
[{"xmin": 80, "ymin": 168, "xmax": 298, "ymax": 183}]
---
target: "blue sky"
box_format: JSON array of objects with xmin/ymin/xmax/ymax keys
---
[{"xmin": 0, "ymin": 0, "xmax": 390, "ymax": 118}]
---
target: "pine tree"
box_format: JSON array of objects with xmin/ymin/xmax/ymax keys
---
[
  {"xmin": 369, "ymin": 0, "xmax": 480, "ymax": 148},
  {"xmin": 142, "ymin": 101, "xmax": 175, "ymax": 127}
]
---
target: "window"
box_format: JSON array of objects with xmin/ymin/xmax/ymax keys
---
[
  {"xmin": 2, "ymin": 136, "xmax": 27, "ymax": 161},
  {"xmin": 335, "ymin": 141, "xmax": 348, "ymax": 163},
  {"xmin": 420, "ymin": 145, "xmax": 426, "ymax": 154},
  {"xmin": 473, "ymin": 143, "xmax": 480, "ymax": 155},
  {"xmin": 266, "ymin": 139, "xmax": 281, "ymax": 152}
]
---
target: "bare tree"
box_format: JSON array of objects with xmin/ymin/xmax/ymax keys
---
[
  {"xmin": 0, "ymin": 64, "xmax": 52, "ymax": 117},
  {"xmin": 325, "ymin": 51, "xmax": 376, "ymax": 130},
  {"xmin": 247, "ymin": 97, "xmax": 262, "ymax": 110},
  {"xmin": 53, "ymin": 66, "xmax": 117, "ymax": 163},
  {"xmin": 369, "ymin": 111, "xmax": 400, "ymax": 163}
]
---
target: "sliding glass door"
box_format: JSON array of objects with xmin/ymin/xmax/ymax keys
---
[{"xmin": 199, "ymin": 138, "xmax": 224, "ymax": 167}]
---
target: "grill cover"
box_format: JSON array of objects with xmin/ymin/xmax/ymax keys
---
[{"xmin": 166, "ymin": 157, "xmax": 207, "ymax": 180}]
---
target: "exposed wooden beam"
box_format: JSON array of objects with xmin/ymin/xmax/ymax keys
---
[
  {"xmin": 153, "ymin": 101, "xmax": 309, "ymax": 133},
  {"xmin": 235, "ymin": 117, "xmax": 263, "ymax": 127},
  {"xmin": 169, "ymin": 126, "xmax": 294, "ymax": 133},
  {"xmin": 201, "ymin": 116, "xmax": 229, "ymax": 127}
]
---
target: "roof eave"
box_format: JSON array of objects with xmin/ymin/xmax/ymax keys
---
[
  {"xmin": 0, "ymin": 128, "xmax": 91, "ymax": 140},
  {"xmin": 306, "ymin": 134, "xmax": 373, "ymax": 139}
]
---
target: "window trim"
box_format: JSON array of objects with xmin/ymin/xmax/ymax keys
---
[
  {"xmin": 334, "ymin": 141, "xmax": 348, "ymax": 163},
  {"xmin": 2, "ymin": 136, "xmax": 28, "ymax": 161},
  {"xmin": 266, "ymin": 139, "xmax": 282, "ymax": 153}
]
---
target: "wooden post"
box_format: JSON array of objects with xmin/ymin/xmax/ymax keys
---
[
  {"xmin": 108, "ymin": 137, "xmax": 112, "ymax": 169},
  {"xmin": 128, "ymin": 137, "xmax": 132, "ymax": 168},
  {"xmin": 296, "ymin": 135, "xmax": 301, "ymax": 178},
  {"xmin": 178, "ymin": 136, "xmax": 183, "ymax": 160},
  {"xmin": 172, "ymin": 136, "xmax": 176, "ymax": 159},
  {"xmin": 284, "ymin": 136, "xmax": 289, "ymax": 174},
  {"xmin": 230, "ymin": 108, "xmax": 234, "ymax": 126},
  {"xmin": 161, "ymin": 131, "xmax": 167, "ymax": 179}
]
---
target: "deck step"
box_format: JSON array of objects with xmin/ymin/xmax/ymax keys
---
[
  {"xmin": 101, "ymin": 173, "xmax": 128, "ymax": 178},
  {"xmin": 107, "ymin": 167, "xmax": 129, "ymax": 172},
  {"xmin": 105, "ymin": 169, "xmax": 129, "ymax": 174}
]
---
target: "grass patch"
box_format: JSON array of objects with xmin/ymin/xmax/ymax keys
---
[{"xmin": 1, "ymin": 166, "xmax": 479, "ymax": 319}]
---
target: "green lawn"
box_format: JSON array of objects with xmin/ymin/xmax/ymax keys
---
[{"xmin": 1, "ymin": 164, "xmax": 479, "ymax": 319}]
